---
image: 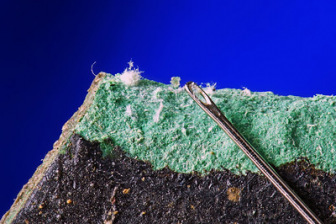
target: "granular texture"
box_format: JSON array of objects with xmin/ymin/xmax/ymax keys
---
[
  {"xmin": 75, "ymin": 73, "xmax": 336, "ymax": 174},
  {"xmin": 11, "ymin": 135, "xmax": 336, "ymax": 224}
]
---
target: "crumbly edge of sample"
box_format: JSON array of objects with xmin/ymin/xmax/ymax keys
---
[{"xmin": 0, "ymin": 73, "xmax": 107, "ymax": 224}]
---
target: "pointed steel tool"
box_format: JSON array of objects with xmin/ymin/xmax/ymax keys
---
[{"xmin": 185, "ymin": 82, "xmax": 323, "ymax": 224}]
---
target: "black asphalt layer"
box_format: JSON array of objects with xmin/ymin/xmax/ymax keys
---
[{"xmin": 12, "ymin": 134, "xmax": 336, "ymax": 223}]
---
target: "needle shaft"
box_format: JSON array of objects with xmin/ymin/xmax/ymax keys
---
[{"xmin": 185, "ymin": 82, "xmax": 323, "ymax": 224}]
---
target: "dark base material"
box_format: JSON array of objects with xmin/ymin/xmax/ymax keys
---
[{"xmin": 12, "ymin": 134, "xmax": 336, "ymax": 223}]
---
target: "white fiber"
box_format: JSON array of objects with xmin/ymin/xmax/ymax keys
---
[
  {"xmin": 152, "ymin": 87, "xmax": 162, "ymax": 100},
  {"xmin": 125, "ymin": 105, "xmax": 132, "ymax": 116},
  {"xmin": 153, "ymin": 101, "xmax": 164, "ymax": 123},
  {"xmin": 170, "ymin": 76, "xmax": 181, "ymax": 88},
  {"xmin": 242, "ymin": 87, "xmax": 252, "ymax": 96},
  {"xmin": 204, "ymin": 83, "xmax": 216, "ymax": 95},
  {"xmin": 119, "ymin": 60, "xmax": 142, "ymax": 86}
]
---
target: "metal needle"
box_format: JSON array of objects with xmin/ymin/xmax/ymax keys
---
[{"xmin": 184, "ymin": 82, "xmax": 323, "ymax": 224}]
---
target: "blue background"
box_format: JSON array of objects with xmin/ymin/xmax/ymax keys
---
[{"xmin": 1, "ymin": 0, "xmax": 336, "ymax": 216}]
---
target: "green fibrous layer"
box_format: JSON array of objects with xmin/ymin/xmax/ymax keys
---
[{"xmin": 74, "ymin": 73, "xmax": 336, "ymax": 174}]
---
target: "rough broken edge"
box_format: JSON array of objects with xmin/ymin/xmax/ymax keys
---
[{"xmin": 0, "ymin": 72, "xmax": 108, "ymax": 224}]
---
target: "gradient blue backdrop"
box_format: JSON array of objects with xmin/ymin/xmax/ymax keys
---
[{"xmin": 1, "ymin": 1, "xmax": 336, "ymax": 216}]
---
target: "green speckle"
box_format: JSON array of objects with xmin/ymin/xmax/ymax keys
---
[{"xmin": 74, "ymin": 73, "xmax": 336, "ymax": 175}]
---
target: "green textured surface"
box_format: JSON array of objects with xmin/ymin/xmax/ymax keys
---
[{"xmin": 74, "ymin": 73, "xmax": 336, "ymax": 174}]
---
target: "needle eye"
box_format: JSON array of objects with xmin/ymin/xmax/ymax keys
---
[{"xmin": 186, "ymin": 82, "xmax": 212, "ymax": 106}]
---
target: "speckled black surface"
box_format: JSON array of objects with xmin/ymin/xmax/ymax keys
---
[{"xmin": 11, "ymin": 134, "xmax": 336, "ymax": 224}]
